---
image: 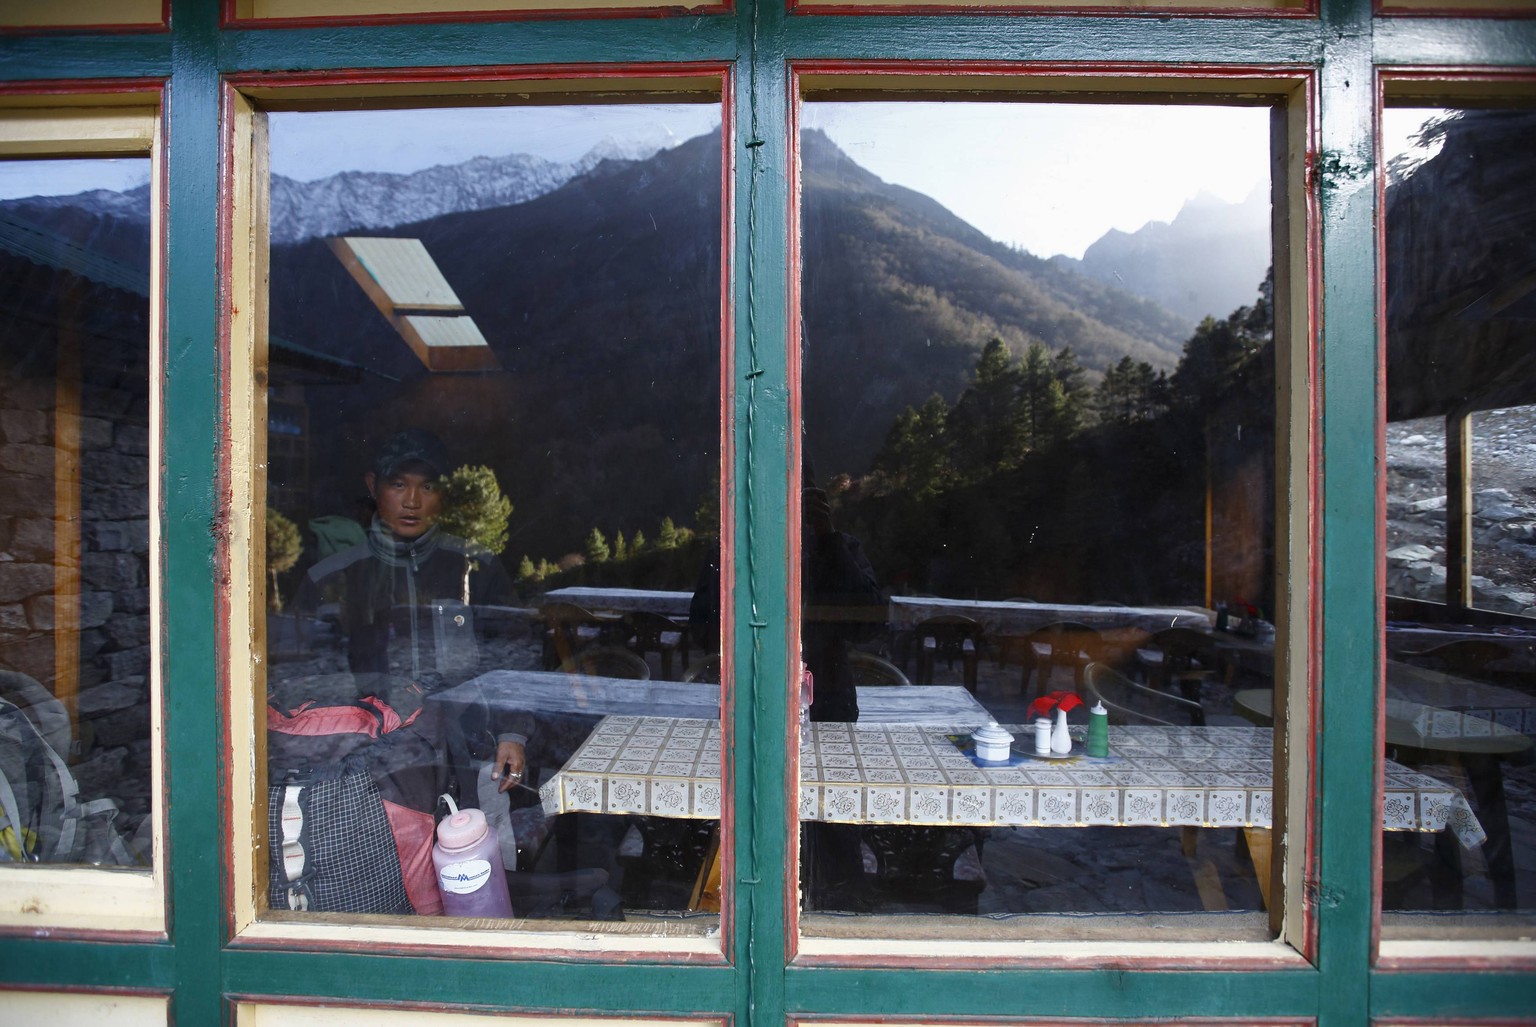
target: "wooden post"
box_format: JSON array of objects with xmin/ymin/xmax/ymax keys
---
[
  {"xmin": 52, "ymin": 277, "xmax": 84, "ymax": 750},
  {"xmin": 1445, "ymin": 411, "xmax": 1471, "ymax": 618}
]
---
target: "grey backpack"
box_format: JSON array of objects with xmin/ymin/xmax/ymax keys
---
[{"xmin": 0, "ymin": 672, "xmax": 134, "ymax": 866}]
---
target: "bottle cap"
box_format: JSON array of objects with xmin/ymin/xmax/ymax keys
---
[
  {"xmin": 1091, "ymin": 701, "xmax": 1107, "ymax": 715},
  {"xmin": 436, "ymin": 807, "xmax": 489, "ymax": 852}
]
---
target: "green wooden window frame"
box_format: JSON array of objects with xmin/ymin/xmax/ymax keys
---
[{"xmin": 2, "ymin": 0, "xmax": 1535, "ymax": 1023}]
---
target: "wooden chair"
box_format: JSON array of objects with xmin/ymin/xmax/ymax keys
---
[
  {"xmin": 558, "ymin": 645, "xmax": 651, "ymax": 680},
  {"xmin": 538, "ymin": 602, "xmax": 625, "ymax": 669},
  {"xmin": 627, "ymin": 611, "xmax": 689, "ymax": 680},
  {"xmin": 1084, "ymin": 661, "xmax": 1205, "ymax": 726},
  {"xmin": 912, "ymin": 615, "xmax": 983, "ymax": 692}
]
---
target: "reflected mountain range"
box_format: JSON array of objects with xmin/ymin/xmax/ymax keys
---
[{"xmin": 2, "ymin": 127, "xmax": 1274, "ymax": 564}]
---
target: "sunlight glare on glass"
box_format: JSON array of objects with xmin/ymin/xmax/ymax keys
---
[{"xmin": 802, "ymin": 102, "xmax": 1270, "ymax": 261}]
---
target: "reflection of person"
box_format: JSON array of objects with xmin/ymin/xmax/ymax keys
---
[
  {"xmin": 799, "ymin": 482, "xmax": 884, "ymax": 723},
  {"xmin": 687, "ymin": 467, "xmax": 884, "ymax": 720},
  {"xmin": 294, "ymin": 429, "xmax": 529, "ymax": 791},
  {"xmin": 689, "ymin": 461, "xmax": 884, "ymax": 910}
]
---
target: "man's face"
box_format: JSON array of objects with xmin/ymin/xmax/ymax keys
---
[{"xmin": 367, "ymin": 468, "xmax": 442, "ymax": 539}]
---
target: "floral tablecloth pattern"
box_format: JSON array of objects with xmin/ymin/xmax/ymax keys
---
[{"xmin": 541, "ymin": 719, "xmax": 1486, "ymax": 848}]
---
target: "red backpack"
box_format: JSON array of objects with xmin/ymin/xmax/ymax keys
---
[{"xmin": 266, "ymin": 695, "xmax": 445, "ymax": 915}]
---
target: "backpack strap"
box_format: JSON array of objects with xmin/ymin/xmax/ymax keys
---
[
  {"xmin": 0, "ymin": 697, "xmax": 79, "ymax": 861},
  {"xmin": 0, "ymin": 763, "xmax": 30, "ymax": 861},
  {"xmin": 277, "ymin": 782, "xmax": 310, "ymax": 911}
]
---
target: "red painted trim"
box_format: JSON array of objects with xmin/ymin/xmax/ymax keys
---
[
  {"xmin": 0, "ymin": 77, "xmax": 164, "ymax": 99},
  {"xmin": 784, "ymin": 60, "xmax": 1317, "ymax": 966},
  {"xmin": 1376, "ymin": 64, "xmax": 1536, "ymax": 88},
  {"xmin": 221, "ymin": 0, "xmax": 730, "ymax": 29},
  {"xmin": 717, "ymin": 67, "xmax": 738, "ymax": 961},
  {"xmin": 1376, "ymin": 1, "xmax": 1536, "ymax": 17},
  {"xmin": 229, "ymin": 994, "xmax": 731, "ymax": 1019},
  {"xmin": 1298, "ymin": 67, "xmax": 1322, "ymax": 966},
  {"xmin": 794, "ymin": 59, "xmax": 1316, "ymax": 84},
  {"xmin": 217, "ymin": 69, "xmax": 734, "ymax": 962},
  {"xmin": 0, "ymin": 983, "xmax": 175, "ymax": 999},
  {"xmin": 784, "ymin": 72, "xmax": 809, "ymax": 950},
  {"xmin": 789, "ymin": 1016, "xmax": 1316, "ymax": 1025},
  {"xmin": 786, "ymin": 0, "xmax": 1313, "ymax": 16},
  {"xmin": 0, "ymin": 75, "xmax": 169, "ymax": 946},
  {"xmin": 225, "ymin": 62, "xmax": 730, "ymax": 95},
  {"xmin": 1371, "ymin": 72, "xmax": 1392, "ymax": 961},
  {"xmin": 1369, "ymin": 66, "xmax": 1536, "ymax": 968},
  {"xmin": 0, "ymin": 924, "xmax": 168, "ymax": 944},
  {"xmin": 0, "ymin": 0, "xmax": 168, "ymax": 37}
]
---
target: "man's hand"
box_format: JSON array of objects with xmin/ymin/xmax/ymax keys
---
[{"xmin": 492, "ymin": 739, "xmax": 527, "ymax": 793}]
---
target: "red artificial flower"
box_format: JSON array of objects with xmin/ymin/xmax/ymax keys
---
[{"xmin": 1027, "ymin": 690, "xmax": 1085, "ymax": 719}]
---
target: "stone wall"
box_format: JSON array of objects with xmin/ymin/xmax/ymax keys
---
[{"xmin": 0, "ymin": 268, "xmax": 153, "ymax": 855}]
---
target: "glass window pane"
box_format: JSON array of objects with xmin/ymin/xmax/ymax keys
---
[
  {"xmin": 261, "ymin": 103, "xmax": 723, "ymax": 934},
  {"xmin": 1382, "ymin": 106, "xmax": 1536, "ymax": 937},
  {"xmin": 0, "ymin": 156, "xmax": 154, "ymax": 867},
  {"xmin": 797, "ymin": 101, "xmax": 1281, "ymax": 940}
]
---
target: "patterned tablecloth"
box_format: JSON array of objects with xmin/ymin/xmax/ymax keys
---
[{"xmin": 541, "ymin": 719, "xmax": 1486, "ymax": 847}]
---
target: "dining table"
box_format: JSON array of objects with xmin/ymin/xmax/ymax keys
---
[
  {"xmin": 888, "ymin": 596, "xmax": 1211, "ymax": 636},
  {"xmin": 1234, "ymin": 684, "xmax": 1526, "ymax": 908},
  {"xmin": 540, "ymin": 718, "xmax": 1484, "ymax": 848},
  {"xmin": 429, "ymin": 669, "xmax": 992, "ymax": 779},
  {"xmin": 540, "ymin": 586, "xmax": 694, "ymax": 619}
]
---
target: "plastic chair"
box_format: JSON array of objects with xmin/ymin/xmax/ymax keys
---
[
  {"xmin": 1134, "ymin": 626, "xmax": 1218, "ymax": 725},
  {"xmin": 847, "ymin": 650, "xmax": 911, "ymax": 686},
  {"xmin": 912, "ymin": 615, "xmax": 983, "ymax": 692},
  {"xmin": 683, "ymin": 654, "xmax": 722, "ymax": 685},
  {"xmin": 1401, "ymin": 639, "xmax": 1516, "ymax": 681},
  {"xmin": 1084, "ymin": 661, "xmax": 1205, "ymax": 726}
]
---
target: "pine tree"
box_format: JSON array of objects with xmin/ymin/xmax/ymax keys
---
[
  {"xmin": 613, "ymin": 530, "xmax": 629, "ymax": 562},
  {"xmin": 948, "ymin": 337, "xmax": 1025, "ymax": 478},
  {"xmin": 631, "ymin": 529, "xmax": 647, "ymax": 554},
  {"xmin": 517, "ymin": 555, "xmax": 538, "ymax": 581},
  {"xmin": 436, "ymin": 464, "xmax": 513, "ymax": 555},
  {"xmin": 584, "ymin": 527, "xmax": 611, "ymax": 563},
  {"xmin": 657, "ymin": 517, "xmax": 679, "ymax": 549},
  {"xmin": 266, "ymin": 508, "xmax": 302, "ymax": 613}
]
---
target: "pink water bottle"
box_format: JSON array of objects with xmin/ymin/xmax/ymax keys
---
[{"xmin": 432, "ymin": 795, "xmax": 513, "ymax": 918}]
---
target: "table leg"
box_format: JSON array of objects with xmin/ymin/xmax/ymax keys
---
[
  {"xmin": 1244, "ymin": 827, "xmax": 1273, "ymax": 910},
  {"xmin": 1462, "ymin": 752, "xmax": 1517, "ymax": 910}
]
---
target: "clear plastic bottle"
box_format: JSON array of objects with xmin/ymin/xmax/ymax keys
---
[
  {"xmin": 432, "ymin": 795, "xmax": 514, "ymax": 918},
  {"xmin": 799, "ymin": 661, "xmax": 814, "ymax": 744}
]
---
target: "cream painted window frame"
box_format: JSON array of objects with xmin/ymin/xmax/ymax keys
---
[
  {"xmin": 0, "ymin": 98, "xmax": 167, "ymax": 937},
  {"xmin": 0, "ymin": 0, "xmax": 164, "ymax": 30},
  {"xmin": 238, "ymin": 1004, "xmax": 725, "ymax": 1027}
]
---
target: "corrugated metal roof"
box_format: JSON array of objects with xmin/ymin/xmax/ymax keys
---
[{"xmin": 340, "ymin": 236, "xmax": 462, "ymax": 310}]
